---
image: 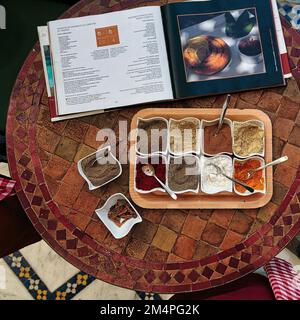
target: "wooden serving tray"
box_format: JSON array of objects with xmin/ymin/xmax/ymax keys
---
[{"xmin": 129, "ymin": 108, "xmax": 273, "ymax": 209}]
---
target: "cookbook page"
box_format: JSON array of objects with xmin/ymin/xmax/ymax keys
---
[
  {"xmin": 162, "ymin": 0, "xmax": 285, "ymax": 99},
  {"xmin": 48, "ymin": 6, "xmax": 173, "ymax": 116}
]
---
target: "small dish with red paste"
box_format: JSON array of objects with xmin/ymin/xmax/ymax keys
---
[{"xmin": 134, "ymin": 155, "xmax": 167, "ymax": 194}]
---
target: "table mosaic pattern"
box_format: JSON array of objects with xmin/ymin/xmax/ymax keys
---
[{"xmin": 6, "ymin": 0, "xmax": 300, "ymax": 293}]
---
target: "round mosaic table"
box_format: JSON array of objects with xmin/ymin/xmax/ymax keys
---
[{"xmin": 6, "ymin": 0, "xmax": 300, "ymax": 293}]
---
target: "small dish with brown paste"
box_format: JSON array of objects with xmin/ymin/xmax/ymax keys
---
[{"xmin": 77, "ymin": 146, "xmax": 122, "ymax": 190}]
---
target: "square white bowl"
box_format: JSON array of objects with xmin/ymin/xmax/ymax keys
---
[
  {"xmin": 135, "ymin": 117, "xmax": 169, "ymax": 156},
  {"xmin": 201, "ymin": 118, "xmax": 233, "ymax": 157},
  {"xmin": 200, "ymin": 155, "xmax": 233, "ymax": 194},
  {"xmin": 232, "ymin": 120, "xmax": 265, "ymax": 159},
  {"xmin": 233, "ymin": 156, "xmax": 266, "ymax": 196},
  {"xmin": 167, "ymin": 154, "xmax": 200, "ymax": 194},
  {"xmin": 77, "ymin": 146, "xmax": 122, "ymax": 191},
  {"xmin": 95, "ymin": 193, "xmax": 142, "ymax": 239},
  {"xmin": 134, "ymin": 154, "xmax": 168, "ymax": 194},
  {"xmin": 169, "ymin": 117, "xmax": 201, "ymax": 156},
  {"xmin": 237, "ymin": 35, "xmax": 263, "ymax": 65}
]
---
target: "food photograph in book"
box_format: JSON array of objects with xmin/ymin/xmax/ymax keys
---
[{"xmin": 178, "ymin": 8, "xmax": 266, "ymax": 83}]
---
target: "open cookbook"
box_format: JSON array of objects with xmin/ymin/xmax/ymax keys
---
[{"xmin": 38, "ymin": 0, "xmax": 290, "ymax": 121}]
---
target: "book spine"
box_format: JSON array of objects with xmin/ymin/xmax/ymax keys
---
[
  {"xmin": 270, "ymin": 0, "xmax": 291, "ymax": 77},
  {"xmin": 281, "ymin": 52, "xmax": 292, "ymax": 76},
  {"xmin": 48, "ymin": 97, "xmax": 57, "ymax": 119}
]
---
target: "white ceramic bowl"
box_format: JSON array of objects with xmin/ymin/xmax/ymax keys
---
[
  {"xmin": 168, "ymin": 117, "xmax": 201, "ymax": 156},
  {"xmin": 77, "ymin": 146, "xmax": 122, "ymax": 191},
  {"xmin": 237, "ymin": 35, "xmax": 263, "ymax": 65},
  {"xmin": 232, "ymin": 119, "xmax": 265, "ymax": 159},
  {"xmin": 233, "ymin": 156, "xmax": 266, "ymax": 197},
  {"xmin": 95, "ymin": 193, "xmax": 142, "ymax": 239},
  {"xmin": 134, "ymin": 154, "xmax": 168, "ymax": 194},
  {"xmin": 167, "ymin": 155, "xmax": 200, "ymax": 194},
  {"xmin": 135, "ymin": 117, "xmax": 169, "ymax": 156},
  {"xmin": 200, "ymin": 155, "xmax": 233, "ymax": 194},
  {"xmin": 201, "ymin": 118, "xmax": 233, "ymax": 157}
]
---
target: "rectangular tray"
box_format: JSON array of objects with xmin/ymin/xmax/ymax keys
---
[{"xmin": 129, "ymin": 108, "xmax": 273, "ymax": 209}]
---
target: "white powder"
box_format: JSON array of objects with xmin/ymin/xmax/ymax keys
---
[{"xmin": 202, "ymin": 156, "xmax": 233, "ymax": 192}]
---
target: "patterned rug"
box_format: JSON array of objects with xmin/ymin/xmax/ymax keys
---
[{"xmin": 0, "ymin": 241, "xmax": 171, "ymax": 300}]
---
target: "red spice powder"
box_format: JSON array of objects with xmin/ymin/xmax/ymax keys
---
[{"xmin": 135, "ymin": 157, "xmax": 166, "ymax": 191}]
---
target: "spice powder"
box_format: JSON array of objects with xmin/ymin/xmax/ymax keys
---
[
  {"xmin": 137, "ymin": 119, "xmax": 168, "ymax": 154},
  {"xmin": 168, "ymin": 156, "xmax": 199, "ymax": 192},
  {"xmin": 170, "ymin": 119, "xmax": 199, "ymax": 154},
  {"xmin": 135, "ymin": 157, "xmax": 166, "ymax": 191},
  {"xmin": 233, "ymin": 122, "xmax": 264, "ymax": 157},
  {"xmin": 81, "ymin": 151, "xmax": 120, "ymax": 187},
  {"xmin": 204, "ymin": 123, "xmax": 232, "ymax": 155}
]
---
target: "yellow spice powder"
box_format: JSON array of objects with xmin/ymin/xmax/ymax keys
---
[
  {"xmin": 170, "ymin": 119, "xmax": 199, "ymax": 153},
  {"xmin": 233, "ymin": 122, "xmax": 264, "ymax": 157}
]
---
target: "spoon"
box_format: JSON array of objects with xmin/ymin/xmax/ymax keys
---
[
  {"xmin": 142, "ymin": 164, "xmax": 177, "ymax": 200},
  {"xmin": 243, "ymin": 156, "xmax": 288, "ymax": 180},
  {"xmin": 210, "ymin": 163, "xmax": 255, "ymax": 193},
  {"xmin": 90, "ymin": 139, "xmax": 126, "ymax": 166},
  {"xmin": 214, "ymin": 94, "xmax": 231, "ymax": 136},
  {"xmin": 90, "ymin": 149, "xmax": 109, "ymax": 166}
]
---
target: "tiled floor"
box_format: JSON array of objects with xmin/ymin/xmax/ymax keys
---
[
  {"xmin": 0, "ymin": 163, "xmax": 10, "ymax": 178},
  {"xmin": 278, "ymin": 1, "xmax": 300, "ymax": 28},
  {"xmin": 0, "ymin": 240, "xmax": 172, "ymax": 300},
  {"xmin": 277, "ymin": 247, "xmax": 300, "ymax": 267}
]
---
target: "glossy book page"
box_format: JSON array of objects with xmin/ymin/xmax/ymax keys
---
[{"xmin": 162, "ymin": 0, "xmax": 285, "ymax": 99}]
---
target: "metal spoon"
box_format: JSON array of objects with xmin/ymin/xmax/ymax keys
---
[
  {"xmin": 142, "ymin": 164, "xmax": 177, "ymax": 200},
  {"xmin": 90, "ymin": 149, "xmax": 109, "ymax": 166},
  {"xmin": 244, "ymin": 156, "xmax": 288, "ymax": 180},
  {"xmin": 214, "ymin": 94, "xmax": 231, "ymax": 136},
  {"xmin": 90, "ymin": 139, "xmax": 126, "ymax": 166},
  {"xmin": 210, "ymin": 163, "xmax": 255, "ymax": 193}
]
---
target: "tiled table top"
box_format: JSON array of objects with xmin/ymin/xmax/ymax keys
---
[{"xmin": 6, "ymin": 0, "xmax": 300, "ymax": 293}]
